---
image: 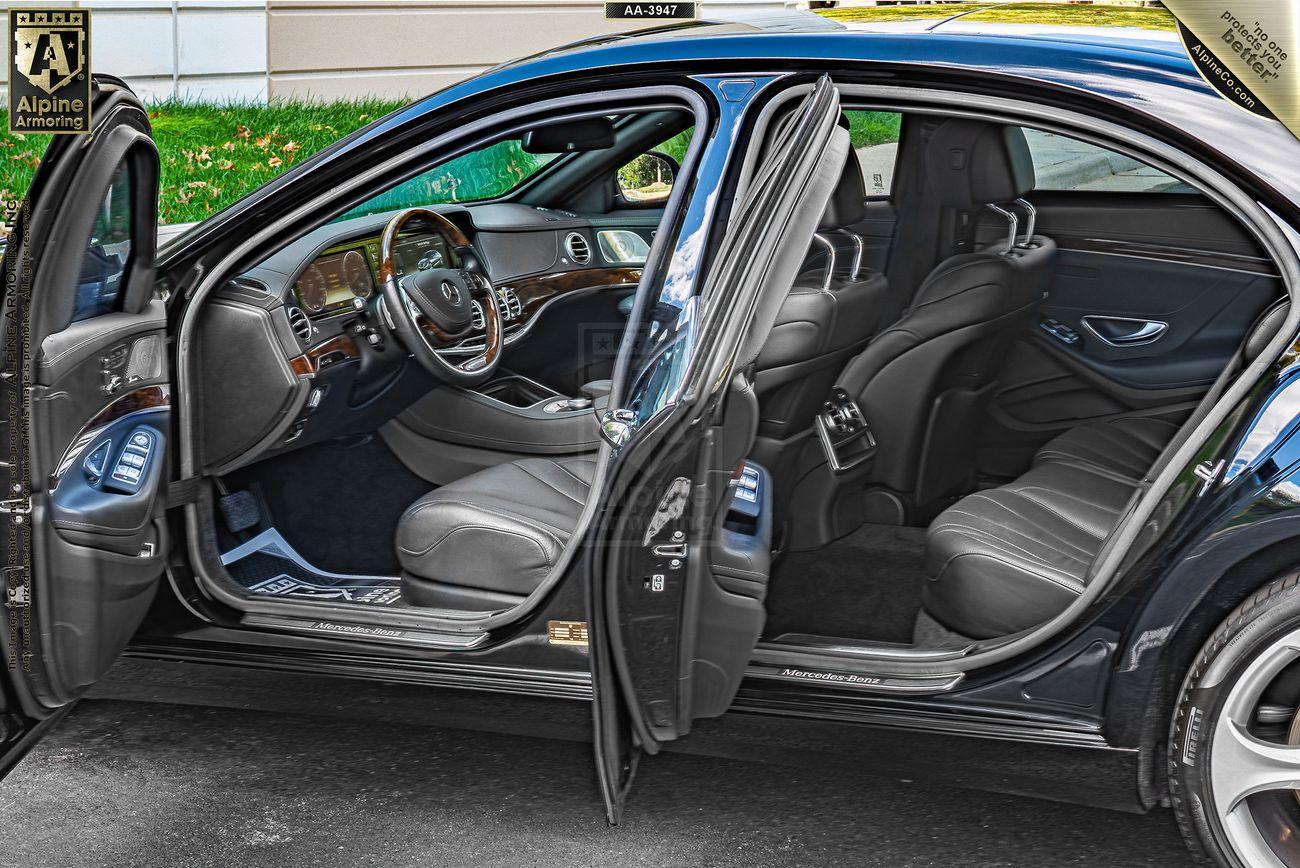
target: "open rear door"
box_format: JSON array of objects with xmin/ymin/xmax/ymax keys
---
[
  {"xmin": 0, "ymin": 79, "xmax": 167, "ymax": 777},
  {"xmin": 591, "ymin": 76, "xmax": 848, "ymax": 822}
]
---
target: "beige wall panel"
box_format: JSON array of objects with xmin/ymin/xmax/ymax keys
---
[
  {"xmin": 269, "ymin": 66, "xmax": 490, "ymax": 100},
  {"xmin": 268, "ymin": 3, "xmax": 630, "ymax": 75}
]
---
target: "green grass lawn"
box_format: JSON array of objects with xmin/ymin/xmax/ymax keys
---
[
  {"xmin": 0, "ymin": 99, "xmax": 406, "ymax": 227},
  {"xmin": 818, "ymin": 2, "xmax": 1175, "ymax": 31},
  {"xmin": 0, "ymin": 101, "xmax": 890, "ymax": 229}
]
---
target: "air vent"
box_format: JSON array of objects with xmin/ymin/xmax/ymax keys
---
[
  {"xmin": 564, "ymin": 232, "xmax": 591, "ymax": 265},
  {"xmin": 496, "ymin": 288, "xmax": 523, "ymax": 320},
  {"xmin": 286, "ymin": 306, "xmax": 312, "ymax": 344},
  {"xmin": 470, "ymin": 300, "xmax": 485, "ymax": 330}
]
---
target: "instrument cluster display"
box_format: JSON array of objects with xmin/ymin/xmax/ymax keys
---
[
  {"xmin": 293, "ymin": 232, "xmax": 452, "ymax": 317},
  {"xmin": 294, "ymin": 245, "xmax": 376, "ymax": 315}
]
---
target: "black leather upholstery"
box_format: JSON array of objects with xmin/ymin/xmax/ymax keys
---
[
  {"xmin": 831, "ymin": 122, "xmax": 1056, "ymax": 510},
  {"xmin": 396, "ymin": 456, "xmax": 594, "ymax": 609},
  {"xmin": 1032, "ymin": 416, "xmax": 1179, "ymax": 483},
  {"xmin": 818, "ymin": 145, "xmax": 867, "ymax": 231},
  {"xmin": 921, "ymin": 298, "xmax": 1289, "ymax": 639},
  {"xmin": 924, "ymin": 461, "xmax": 1135, "ymax": 638},
  {"xmin": 752, "ymin": 147, "xmax": 896, "ymax": 444}
]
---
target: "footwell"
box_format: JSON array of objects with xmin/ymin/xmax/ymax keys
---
[{"xmin": 221, "ymin": 528, "xmax": 405, "ymax": 608}]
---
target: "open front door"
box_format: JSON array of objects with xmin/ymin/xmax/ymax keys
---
[
  {"xmin": 0, "ymin": 79, "xmax": 167, "ymax": 777},
  {"xmin": 592, "ymin": 77, "xmax": 848, "ymax": 821}
]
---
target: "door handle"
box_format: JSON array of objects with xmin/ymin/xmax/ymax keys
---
[{"xmin": 1081, "ymin": 315, "xmax": 1168, "ymax": 347}]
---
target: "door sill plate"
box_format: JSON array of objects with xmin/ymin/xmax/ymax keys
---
[
  {"xmin": 746, "ymin": 662, "xmax": 964, "ymax": 693},
  {"xmin": 242, "ymin": 613, "xmax": 488, "ymax": 649}
]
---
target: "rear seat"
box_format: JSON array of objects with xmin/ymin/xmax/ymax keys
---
[
  {"xmin": 923, "ymin": 437, "xmax": 1148, "ymax": 639},
  {"xmin": 1032, "ymin": 416, "xmax": 1180, "ymax": 483},
  {"xmin": 920, "ymin": 299, "xmax": 1289, "ymax": 641}
]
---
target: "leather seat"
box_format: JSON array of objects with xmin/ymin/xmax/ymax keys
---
[
  {"xmin": 924, "ymin": 460, "xmax": 1137, "ymax": 638},
  {"xmin": 833, "ymin": 123, "xmax": 1058, "ymax": 515},
  {"xmin": 396, "ymin": 456, "xmax": 594, "ymax": 609},
  {"xmin": 921, "ymin": 298, "xmax": 1289, "ymax": 639},
  {"xmin": 751, "ymin": 147, "xmax": 899, "ymax": 447},
  {"xmin": 1032, "ymin": 416, "xmax": 1180, "ymax": 483}
]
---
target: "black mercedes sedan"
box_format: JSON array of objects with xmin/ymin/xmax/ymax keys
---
[{"xmin": 3, "ymin": 14, "xmax": 1299, "ymax": 867}]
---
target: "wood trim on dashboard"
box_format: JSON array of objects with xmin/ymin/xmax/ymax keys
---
[
  {"xmin": 502, "ymin": 266, "xmax": 642, "ymax": 322},
  {"xmin": 289, "ymin": 334, "xmax": 361, "ymax": 378}
]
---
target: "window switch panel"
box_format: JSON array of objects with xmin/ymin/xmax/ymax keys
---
[{"xmin": 103, "ymin": 427, "xmax": 156, "ymax": 494}]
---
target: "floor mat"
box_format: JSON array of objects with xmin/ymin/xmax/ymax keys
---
[
  {"xmin": 222, "ymin": 528, "xmax": 405, "ymax": 608},
  {"xmin": 763, "ymin": 523, "xmax": 928, "ymax": 644},
  {"xmin": 221, "ymin": 434, "xmax": 432, "ymax": 575}
]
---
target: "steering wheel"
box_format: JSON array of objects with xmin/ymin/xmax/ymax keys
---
[{"xmin": 377, "ymin": 208, "xmax": 504, "ymax": 386}]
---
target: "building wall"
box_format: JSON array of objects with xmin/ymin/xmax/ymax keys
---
[{"xmin": 2, "ymin": 0, "xmax": 795, "ymax": 103}]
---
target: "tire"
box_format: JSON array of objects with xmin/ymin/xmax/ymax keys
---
[{"xmin": 1169, "ymin": 571, "xmax": 1300, "ymax": 867}]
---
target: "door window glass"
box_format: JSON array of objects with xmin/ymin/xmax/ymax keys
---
[
  {"xmin": 843, "ymin": 110, "xmax": 902, "ymax": 196},
  {"xmin": 73, "ymin": 162, "xmax": 133, "ymax": 322},
  {"xmin": 1021, "ymin": 128, "xmax": 1194, "ymax": 193}
]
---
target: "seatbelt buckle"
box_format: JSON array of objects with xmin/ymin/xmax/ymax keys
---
[{"xmin": 816, "ymin": 388, "xmax": 875, "ymax": 473}]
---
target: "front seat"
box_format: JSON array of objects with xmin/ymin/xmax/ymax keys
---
[
  {"xmin": 396, "ymin": 456, "xmax": 595, "ymax": 609},
  {"xmin": 749, "ymin": 147, "xmax": 900, "ymax": 459},
  {"xmin": 830, "ymin": 123, "xmax": 1058, "ymax": 519}
]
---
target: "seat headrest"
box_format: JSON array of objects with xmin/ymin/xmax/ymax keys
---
[
  {"xmin": 818, "ymin": 146, "xmax": 866, "ymax": 231},
  {"xmin": 1245, "ymin": 298, "xmax": 1289, "ymax": 360},
  {"xmin": 925, "ymin": 119, "xmax": 1035, "ymax": 208},
  {"xmin": 970, "ymin": 125, "xmax": 1035, "ymax": 204}
]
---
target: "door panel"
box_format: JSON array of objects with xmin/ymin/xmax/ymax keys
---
[
  {"xmin": 592, "ymin": 75, "xmax": 846, "ymax": 822},
  {"xmin": 978, "ymin": 192, "xmax": 1283, "ymax": 478},
  {"xmin": 0, "ymin": 80, "xmax": 165, "ymax": 773}
]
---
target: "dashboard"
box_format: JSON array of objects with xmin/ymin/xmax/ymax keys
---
[
  {"xmin": 292, "ymin": 232, "xmax": 452, "ymax": 316},
  {"xmin": 197, "ymin": 202, "xmax": 655, "ymax": 474}
]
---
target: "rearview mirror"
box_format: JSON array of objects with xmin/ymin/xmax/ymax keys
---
[{"xmin": 521, "ymin": 118, "xmax": 615, "ymax": 153}]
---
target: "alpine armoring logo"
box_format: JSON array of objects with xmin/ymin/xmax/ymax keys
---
[{"xmin": 9, "ymin": 9, "xmax": 92, "ymax": 135}]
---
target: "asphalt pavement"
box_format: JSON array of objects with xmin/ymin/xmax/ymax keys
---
[{"xmin": 0, "ymin": 698, "xmax": 1197, "ymax": 867}]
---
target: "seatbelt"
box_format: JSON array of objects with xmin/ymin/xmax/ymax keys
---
[{"xmin": 165, "ymin": 477, "xmax": 204, "ymax": 508}]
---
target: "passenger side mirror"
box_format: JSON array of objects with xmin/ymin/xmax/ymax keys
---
[
  {"xmin": 520, "ymin": 117, "xmax": 615, "ymax": 153},
  {"xmin": 616, "ymin": 150, "xmax": 678, "ymax": 205}
]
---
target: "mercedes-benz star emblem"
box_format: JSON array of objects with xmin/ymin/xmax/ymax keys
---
[{"xmin": 440, "ymin": 281, "xmax": 461, "ymax": 304}]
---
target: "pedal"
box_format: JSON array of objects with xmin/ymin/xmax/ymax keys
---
[{"xmin": 219, "ymin": 490, "xmax": 261, "ymax": 534}]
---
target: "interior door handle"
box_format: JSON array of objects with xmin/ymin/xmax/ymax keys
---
[{"xmin": 1081, "ymin": 315, "xmax": 1168, "ymax": 347}]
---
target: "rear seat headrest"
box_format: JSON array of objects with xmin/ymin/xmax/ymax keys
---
[
  {"xmin": 970, "ymin": 125, "xmax": 1035, "ymax": 204},
  {"xmin": 924, "ymin": 119, "xmax": 1035, "ymax": 208},
  {"xmin": 818, "ymin": 146, "xmax": 866, "ymax": 231}
]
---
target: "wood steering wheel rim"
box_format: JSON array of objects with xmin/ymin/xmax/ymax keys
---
[{"xmin": 377, "ymin": 207, "xmax": 503, "ymax": 386}]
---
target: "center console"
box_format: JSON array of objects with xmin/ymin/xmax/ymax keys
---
[{"xmin": 380, "ymin": 372, "xmax": 606, "ymax": 484}]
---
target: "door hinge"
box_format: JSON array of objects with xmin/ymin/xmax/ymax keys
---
[{"xmin": 1193, "ymin": 459, "xmax": 1225, "ymax": 495}]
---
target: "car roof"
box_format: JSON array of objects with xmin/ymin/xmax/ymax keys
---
[{"xmin": 437, "ymin": 14, "xmax": 1295, "ymax": 219}]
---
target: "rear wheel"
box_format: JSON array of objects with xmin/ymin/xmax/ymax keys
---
[{"xmin": 1170, "ymin": 572, "xmax": 1300, "ymax": 866}]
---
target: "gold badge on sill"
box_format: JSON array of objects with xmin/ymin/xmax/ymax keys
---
[
  {"xmin": 547, "ymin": 620, "xmax": 590, "ymax": 646},
  {"xmin": 9, "ymin": 8, "xmax": 92, "ymax": 135}
]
